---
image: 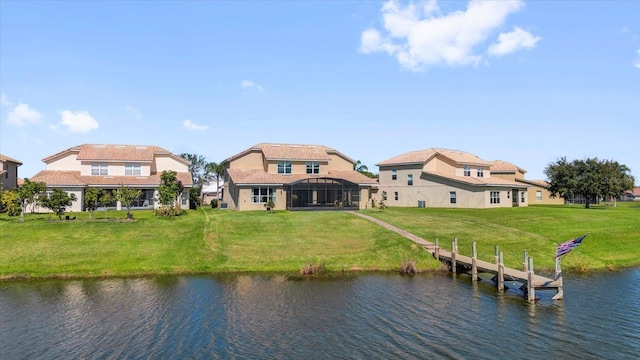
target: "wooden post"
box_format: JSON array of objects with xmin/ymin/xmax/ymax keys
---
[
  {"xmin": 435, "ymin": 238, "xmax": 440, "ymax": 260},
  {"xmin": 494, "ymin": 245, "xmax": 500, "ymax": 265},
  {"xmin": 497, "ymin": 251, "xmax": 504, "ymax": 291},
  {"xmin": 523, "ymin": 250, "xmax": 529, "ymax": 272},
  {"xmin": 471, "ymin": 241, "xmax": 478, "ymax": 282},
  {"xmin": 451, "ymin": 240, "xmax": 457, "ymax": 273},
  {"xmin": 454, "ymin": 237, "xmax": 459, "ymax": 254},
  {"xmin": 552, "ymin": 257, "xmax": 564, "ymax": 300},
  {"xmin": 527, "ymin": 257, "xmax": 536, "ymax": 302}
]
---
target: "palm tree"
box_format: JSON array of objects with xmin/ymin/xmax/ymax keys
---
[{"xmin": 354, "ymin": 160, "xmax": 369, "ymax": 173}]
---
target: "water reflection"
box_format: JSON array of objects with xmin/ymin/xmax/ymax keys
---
[{"xmin": 1, "ymin": 270, "xmax": 639, "ymax": 359}]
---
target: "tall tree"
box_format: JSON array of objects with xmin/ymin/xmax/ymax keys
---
[
  {"xmin": 353, "ymin": 160, "xmax": 377, "ymax": 179},
  {"xmin": 545, "ymin": 157, "xmax": 634, "ymax": 208},
  {"xmin": 205, "ymin": 161, "xmax": 224, "ymax": 187},
  {"xmin": 180, "ymin": 153, "xmax": 210, "ymax": 189},
  {"xmin": 39, "ymin": 188, "xmax": 77, "ymax": 220},
  {"xmin": 16, "ymin": 179, "xmax": 47, "ymax": 222}
]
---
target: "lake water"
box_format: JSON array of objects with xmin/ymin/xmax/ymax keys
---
[{"xmin": 1, "ymin": 270, "xmax": 638, "ymax": 359}]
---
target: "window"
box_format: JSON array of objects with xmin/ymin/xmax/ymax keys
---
[
  {"xmin": 382, "ymin": 191, "xmax": 387, "ymax": 201},
  {"xmin": 125, "ymin": 163, "xmax": 141, "ymax": 176},
  {"xmin": 391, "ymin": 170, "xmax": 397, "ymax": 180},
  {"xmin": 450, "ymin": 191, "xmax": 456, "ymax": 204},
  {"xmin": 277, "ymin": 161, "xmax": 292, "ymax": 174},
  {"xmin": 251, "ymin": 187, "xmax": 276, "ymax": 204},
  {"xmin": 306, "ymin": 161, "xmax": 320, "ymax": 174},
  {"xmin": 536, "ymin": 191, "xmax": 542, "ymax": 201},
  {"xmin": 490, "ymin": 191, "xmax": 500, "ymax": 204},
  {"xmin": 521, "ymin": 191, "xmax": 526, "ymax": 203},
  {"xmin": 464, "ymin": 165, "xmax": 471, "ymax": 177},
  {"xmin": 407, "ymin": 174, "xmax": 413, "ymax": 186},
  {"xmin": 91, "ymin": 162, "xmax": 108, "ymax": 175},
  {"xmin": 477, "ymin": 167, "xmax": 484, "ymax": 177},
  {"xmin": 394, "ymin": 192, "xmax": 398, "ymax": 201}
]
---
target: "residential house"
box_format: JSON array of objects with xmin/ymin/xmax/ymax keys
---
[
  {"xmin": 30, "ymin": 144, "xmax": 193, "ymax": 212},
  {"xmin": 201, "ymin": 179, "xmax": 223, "ymax": 206},
  {"xmin": 0, "ymin": 154, "xmax": 22, "ymax": 191},
  {"xmin": 623, "ymin": 187, "xmax": 640, "ymax": 201},
  {"xmin": 220, "ymin": 143, "xmax": 378, "ymax": 211},
  {"xmin": 376, "ymin": 148, "xmax": 529, "ymax": 208},
  {"xmin": 490, "ymin": 160, "xmax": 564, "ymax": 205}
]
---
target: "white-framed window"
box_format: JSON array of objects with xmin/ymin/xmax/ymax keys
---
[
  {"xmin": 407, "ymin": 174, "xmax": 413, "ymax": 186},
  {"xmin": 490, "ymin": 191, "xmax": 500, "ymax": 204},
  {"xmin": 391, "ymin": 169, "xmax": 397, "ymax": 180},
  {"xmin": 125, "ymin": 163, "xmax": 141, "ymax": 176},
  {"xmin": 277, "ymin": 161, "xmax": 292, "ymax": 174},
  {"xmin": 477, "ymin": 167, "xmax": 484, "ymax": 177},
  {"xmin": 91, "ymin": 162, "xmax": 108, "ymax": 175},
  {"xmin": 251, "ymin": 187, "xmax": 276, "ymax": 204},
  {"xmin": 382, "ymin": 191, "xmax": 387, "ymax": 201},
  {"xmin": 536, "ymin": 190, "xmax": 542, "ymax": 201},
  {"xmin": 450, "ymin": 191, "xmax": 456, "ymax": 204},
  {"xmin": 464, "ymin": 165, "xmax": 471, "ymax": 177},
  {"xmin": 306, "ymin": 161, "xmax": 320, "ymax": 174},
  {"xmin": 521, "ymin": 191, "xmax": 526, "ymax": 203},
  {"xmin": 394, "ymin": 192, "xmax": 399, "ymax": 201}
]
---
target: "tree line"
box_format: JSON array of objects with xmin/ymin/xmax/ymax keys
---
[{"xmin": 544, "ymin": 157, "xmax": 635, "ymax": 208}]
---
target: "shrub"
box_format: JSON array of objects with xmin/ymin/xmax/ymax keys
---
[
  {"xmin": 0, "ymin": 189, "xmax": 21, "ymax": 216},
  {"xmin": 210, "ymin": 199, "xmax": 218, "ymax": 208}
]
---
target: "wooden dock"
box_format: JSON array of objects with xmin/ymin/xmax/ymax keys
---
[{"xmin": 351, "ymin": 212, "xmax": 563, "ymax": 301}]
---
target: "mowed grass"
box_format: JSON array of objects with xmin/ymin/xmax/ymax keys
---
[
  {"xmin": 361, "ymin": 202, "xmax": 640, "ymax": 272},
  {"xmin": 0, "ymin": 208, "xmax": 437, "ymax": 279}
]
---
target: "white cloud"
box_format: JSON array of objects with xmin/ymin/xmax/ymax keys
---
[
  {"xmin": 634, "ymin": 49, "xmax": 640, "ymax": 69},
  {"xmin": 241, "ymin": 80, "xmax": 264, "ymax": 92},
  {"xmin": 182, "ymin": 119, "xmax": 208, "ymax": 131},
  {"xmin": 488, "ymin": 27, "xmax": 541, "ymax": 57},
  {"xmin": 60, "ymin": 110, "xmax": 99, "ymax": 133},
  {"xmin": 124, "ymin": 105, "xmax": 142, "ymax": 119},
  {"xmin": 8, "ymin": 103, "xmax": 42, "ymax": 126},
  {"xmin": 360, "ymin": 0, "xmax": 537, "ymax": 71},
  {"xmin": 1, "ymin": 94, "xmax": 14, "ymax": 107}
]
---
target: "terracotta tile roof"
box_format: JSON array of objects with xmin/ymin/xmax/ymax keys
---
[
  {"xmin": 516, "ymin": 179, "xmax": 550, "ymax": 188},
  {"xmin": 633, "ymin": 187, "xmax": 640, "ymax": 196},
  {"xmin": 42, "ymin": 144, "xmax": 189, "ymax": 165},
  {"xmin": 224, "ymin": 143, "xmax": 356, "ymax": 164},
  {"xmin": 376, "ymin": 148, "xmax": 491, "ymax": 166},
  {"xmin": 0, "ymin": 153, "xmax": 22, "ymax": 165},
  {"xmin": 30, "ymin": 170, "xmax": 193, "ymax": 187},
  {"xmin": 490, "ymin": 160, "xmax": 527, "ymax": 173},
  {"xmin": 227, "ymin": 168, "xmax": 378, "ymax": 186},
  {"xmin": 423, "ymin": 171, "xmax": 528, "ymax": 188}
]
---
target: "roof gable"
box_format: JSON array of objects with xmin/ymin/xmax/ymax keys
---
[
  {"xmin": 377, "ymin": 148, "xmax": 490, "ymax": 167},
  {"xmin": 224, "ymin": 143, "xmax": 356, "ymax": 164},
  {"xmin": 0, "ymin": 153, "xmax": 23, "ymax": 165},
  {"xmin": 42, "ymin": 144, "xmax": 189, "ymax": 165}
]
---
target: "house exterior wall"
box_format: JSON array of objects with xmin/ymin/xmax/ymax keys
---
[
  {"xmin": 46, "ymin": 153, "xmax": 80, "ymax": 171},
  {"xmin": 229, "ymin": 152, "xmax": 265, "ymax": 170},
  {"xmin": 327, "ymin": 154, "xmax": 354, "ymax": 171},
  {"xmin": 1, "ymin": 161, "xmax": 20, "ymax": 190},
  {"xmin": 526, "ymin": 185, "xmax": 565, "ymax": 205},
  {"xmin": 154, "ymin": 155, "xmax": 188, "ymax": 173},
  {"xmin": 31, "ymin": 187, "xmax": 84, "ymax": 213}
]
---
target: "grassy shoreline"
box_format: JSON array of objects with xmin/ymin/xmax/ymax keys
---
[{"xmin": 1, "ymin": 204, "xmax": 638, "ymax": 280}]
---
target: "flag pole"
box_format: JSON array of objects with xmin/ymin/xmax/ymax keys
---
[{"xmin": 552, "ymin": 256, "xmax": 564, "ymax": 300}]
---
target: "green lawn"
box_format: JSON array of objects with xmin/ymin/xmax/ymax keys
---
[
  {"xmin": 361, "ymin": 203, "xmax": 640, "ymax": 272},
  {"xmin": 1, "ymin": 203, "xmax": 638, "ymax": 280}
]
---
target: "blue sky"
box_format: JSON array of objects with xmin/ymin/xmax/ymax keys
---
[{"xmin": 1, "ymin": 0, "xmax": 639, "ymax": 181}]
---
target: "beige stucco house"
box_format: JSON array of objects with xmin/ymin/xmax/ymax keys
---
[
  {"xmin": 220, "ymin": 143, "xmax": 378, "ymax": 211},
  {"xmin": 0, "ymin": 154, "xmax": 22, "ymax": 191},
  {"xmin": 490, "ymin": 160, "xmax": 565, "ymax": 205},
  {"xmin": 30, "ymin": 144, "xmax": 193, "ymax": 213},
  {"xmin": 376, "ymin": 148, "xmax": 529, "ymax": 208}
]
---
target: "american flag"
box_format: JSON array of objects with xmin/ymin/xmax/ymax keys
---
[{"xmin": 556, "ymin": 234, "xmax": 588, "ymax": 258}]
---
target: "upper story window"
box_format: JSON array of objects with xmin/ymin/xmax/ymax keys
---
[
  {"xmin": 125, "ymin": 163, "xmax": 141, "ymax": 176},
  {"xmin": 407, "ymin": 174, "xmax": 413, "ymax": 186},
  {"xmin": 91, "ymin": 162, "xmax": 108, "ymax": 175},
  {"xmin": 306, "ymin": 161, "xmax": 320, "ymax": 174},
  {"xmin": 477, "ymin": 167, "xmax": 484, "ymax": 177},
  {"xmin": 278, "ymin": 161, "xmax": 292, "ymax": 174},
  {"xmin": 391, "ymin": 169, "xmax": 397, "ymax": 180},
  {"xmin": 464, "ymin": 165, "xmax": 471, "ymax": 177}
]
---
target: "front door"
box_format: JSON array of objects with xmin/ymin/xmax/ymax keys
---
[{"xmin": 512, "ymin": 190, "xmax": 519, "ymax": 207}]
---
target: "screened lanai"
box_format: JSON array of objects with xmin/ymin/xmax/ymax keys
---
[{"xmin": 287, "ymin": 177, "xmax": 361, "ymax": 210}]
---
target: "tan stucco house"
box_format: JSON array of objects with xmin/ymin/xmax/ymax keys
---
[
  {"xmin": 490, "ymin": 160, "xmax": 564, "ymax": 205},
  {"xmin": 376, "ymin": 148, "xmax": 529, "ymax": 208},
  {"xmin": 30, "ymin": 144, "xmax": 193, "ymax": 213},
  {"xmin": 0, "ymin": 154, "xmax": 22, "ymax": 191},
  {"xmin": 220, "ymin": 143, "xmax": 378, "ymax": 211}
]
